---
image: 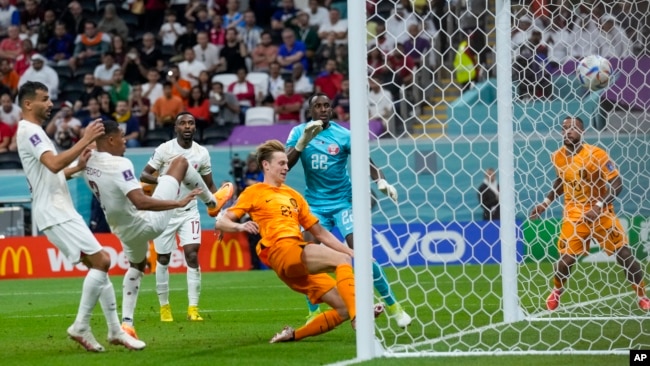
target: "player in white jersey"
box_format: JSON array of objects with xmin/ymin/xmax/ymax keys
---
[
  {"xmin": 140, "ymin": 112, "xmax": 223, "ymax": 322},
  {"xmin": 16, "ymin": 81, "xmax": 144, "ymax": 352},
  {"xmin": 83, "ymin": 119, "xmax": 233, "ymax": 339}
]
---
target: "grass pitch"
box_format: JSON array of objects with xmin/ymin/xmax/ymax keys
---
[{"xmin": 0, "ymin": 268, "xmax": 633, "ymax": 365}]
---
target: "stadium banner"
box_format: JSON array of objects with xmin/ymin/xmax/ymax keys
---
[
  {"xmin": 372, "ymin": 221, "xmax": 525, "ymax": 266},
  {"xmin": 523, "ymin": 215, "xmax": 650, "ymax": 262},
  {"xmin": 0, "ymin": 231, "xmax": 251, "ymax": 279}
]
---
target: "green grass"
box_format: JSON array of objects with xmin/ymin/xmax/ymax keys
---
[{"xmin": 0, "ymin": 267, "xmax": 641, "ymax": 366}]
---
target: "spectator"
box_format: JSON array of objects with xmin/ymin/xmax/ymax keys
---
[
  {"xmin": 108, "ymin": 68, "xmax": 131, "ymax": 104},
  {"xmin": 0, "ymin": 120, "xmax": 14, "ymax": 153},
  {"xmin": 0, "ymin": 92, "xmax": 21, "ymax": 134},
  {"xmin": 152, "ymin": 81, "xmax": 185, "ymax": 127},
  {"xmin": 0, "ymin": 25, "xmax": 23, "ymax": 60},
  {"xmin": 0, "ymin": 0, "xmax": 19, "ymax": 39},
  {"xmin": 173, "ymin": 21, "xmax": 198, "ymax": 62},
  {"xmin": 227, "ymin": 67, "xmax": 256, "ymax": 122},
  {"xmin": 512, "ymin": 15, "xmax": 534, "ymax": 59},
  {"xmin": 14, "ymin": 39, "xmax": 36, "ymax": 76},
  {"xmin": 122, "ymin": 46, "xmax": 146, "ymax": 86},
  {"xmin": 193, "ymin": 31, "xmax": 221, "ymax": 74},
  {"xmin": 271, "ymin": 0, "xmax": 298, "ymax": 33},
  {"xmin": 596, "ymin": 14, "xmax": 632, "ymax": 59},
  {"xmin": 110, "ymin": 34, "xmax": 129, "ymax": 65},
  {"xmin": 141, "ymin": 68, "xmax": 164, "ymax": 106},
  {"xmin": 45, "ymin": 21, "xmax": 74, "ymax": 66},
  {"xmin": 197, "ymin": 70, "xmax": 212, "ymax": 95},
  {"xmin": 80, "ymin": 97, "xmax": 109, "ymax": 136},
  {"xmin": 209, "ymin": 14, "xmax": 226, "ymax": 49},
  {"xmin": 368, "ymin": 77, "xmax": 393, "ymax": 129},
  {"xmin": 159, "ymin": 10, "xmax": 186, "ymax": 47},
  {"xmin": 453, "ymin": 32, "xmax": 481, "ymax": 92},
  {"xmin": 291, "ymin": 62, "xmax": 313, "ymax": 98},
  {"xmin": 513, "ymin": 28, "xmax": 552, "ymax": 100},
  {"xmin": 19, "ymin": 54, "xmax": 59, "ymax": 100},
  {"xmin": 546, "ymin": 11, "xmax": 575, "ymax": 65},
  {"xmin": 477, "ymin": 168, "xmax": 500, "ymax": 220},
  {"xmin": 0, "ymin": 58, "xmax": 19, "ymax": 96},
  {"xmin": 223, "ymin": 0, "xmax": 244, "ymax": 29},
  {"xmin": 179, "ymin": 47, "xmax": 208, "ymax": 87},
  {"xmin": 386, "ymin": 45, "xmax": 415, "ymax": 87},
  {"xmin": 60, "ymin": 1, "xmax": 86, "ymax": 36},
  {"xmin": 69, "ymin": 21, "xmax": 112, "ymax": 74},
  {"xmin": 36, "ymin": 9, "xmax": 56, "ymax": 52},
  {"xmin": 291, "ymin": 10, "xmax": 320, "ymax": 67},
  {"xmin": 143, "ymin": 0, "xmax": 167, "ymax": 33},
  {"xmin": 313, "ymin": 33, "xmax": 336, "ymax": 73},
  {"xmin": 332, "ymin": 78, "xmax": 350, "ymax": 122},
  {"xmin": 208, "ymin": 80, "xmax": 239, "ymax": 125},
  {"xmin": 274, "ymin": 80, "xmax": 303, "ymax": 123},
  {"xmin": 73, "ymin": 74, "xmax": 104, "ymax": 112},
  {"xmin": 251, "ymin": 30, "xmax": 278, "ymax": 73},
  {"xmin": 113, "ymin": 100, "xmax": 141, "ymax": 147},
  {"xmin": 237, "ymin": 9, "xmax": 263, "ymax": 55},
  {"xmin": 401, "ymin": 23, "xmax": 432, "ymax": 67},
  {"xmin": 267, "ymin": 61, "xmax": 285, "ymax": 100},
  {"xmin": 45, "ymin": 101, "xmax": 81, "ymax": 151},
  {"xmin": 302, "ymin": 0, "xmax": 329, "ymax": 29},
  {"xmin": 314, "ymin": 58, "xmax": 343, "ymax": 100},
  {"xmin": 129, "ymin": 83, "xmax": 151, "ymax": 138},
  {"xmin": 98, "ymin": 91, "xmax": 115, "ymax": 116},
  {"xmin": 277, "ymin": 28, "xmax": 308, "ymax": 73},
  {"xmin": 385, "ymin": 3, "xmax": 418, "ymax": 46},
  {"xmin": 241, "ymin": 152, "xmax": 263, "ymax": 191},
  {"xmin": 167, "ymin": 65, "xmax": 192, "ymax": 103},
  {"xmin": 185, "ymin": 3, "xmax": 212, "ymax": 33},
  {"xmin": 186, "ymin": 85, "xmax": 211, "ymax": 129},
  {"xmin": 317, "ymin": 8, "xmax": 348, "ymax": 45},
  {"xmin": 138, "ymin": 32, "xmax": 163, "ymax": 72},
  {"xmin": 94, "ymin": 52, "xmax": 120, "ymax": 91},
  {"xmin": 97, "ymin": 4, "xmax": 129, "ymax": 40},
  {"xmin": 217, "ymin": 28, "xmax": 248, "ymax": 74},
  {"xmin": 19, "ymin": 0, "xmax": 44, "ymax": 34}
]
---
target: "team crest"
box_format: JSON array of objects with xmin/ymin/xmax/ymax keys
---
[
  {"xmin": 327, "ymin": 144, "xmax": 340, "ymax": 155},
  {"xmin": 122, "ymin": 169, "xmax": 135, "ymax": 181},
  {"xmin": 29, "ymin": 134, "xmax": 42, "ymax": 146},
  {"xmin": 289, "ymin": 198, "xmax": 298, "ymax": 208}
]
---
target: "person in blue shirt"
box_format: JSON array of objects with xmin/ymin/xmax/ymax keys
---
[{"xmin": 285, "ymin": 93, "xmax": 413, "ymax": 328}]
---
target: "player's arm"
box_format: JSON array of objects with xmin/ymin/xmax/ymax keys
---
[
  {"xmin": 370, "ymin": 158, "xmax": 398, "ymax": 202},
  {"xmin": 586, "ymin": 174, "xmax": 623, "ymax": 221},
  {"xmin": 40, "ymin": 120, "xmax": 104, "ymax": 174},
  {"xmin": 286, "ymin": 147, "xmax": 301, "ymax": 169},
  {"xmin": 140, "ymin": 164, "xmax": 159, "ymax": 184},
  {"xmin": 63, "ymin": 147, "xmax": 92, "ymax": 180},
  {"xmin": 286, "ymin": 120, "xmax": 324, "ymax": 169},
  {"xmin": 215, "ymin": 211, "xmax": 259, "ymax": 234},
  {"xmin": 529, "ymin": 176, "xmax": 564, "ymax": 219},
  {"xmin": 306, "ymin": 222, "xmax": 354, "ymax": 257},
  {"xmin": 126, "ymin": 187, "xmax": 201, "ymax": 211}
]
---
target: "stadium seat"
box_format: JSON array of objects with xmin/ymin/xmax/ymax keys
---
[
  {"xmin": 0, "ymin": 152, "xmax": 22, "ymax": 170},
  {"xmin": 245, "ymin": 107, "xmax": 275, "ymax": 126},
  {"xmin": 143, "ymin": 129, "xmax": 171, "ymax": 147},
  {"xmin": 246, "ymin": 72, "xmax": 270, "ymax": 100},
  {"xmin": 211, "ymin": 73, "xmax": 237, "ymax": 90},
  {"xmin": 201, "ymin": 126, "xmax": 230, "ymax": 145},
  {"xmin": 74, "ymin": 64, "xmax": 96, "ymax": 77},
  {"xmin": 52, "ymin": 64, "xmax": 72, "ymax": 79}
]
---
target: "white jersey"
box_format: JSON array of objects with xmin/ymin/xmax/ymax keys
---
[
  {"xmin": 84, "ymin": 150, "xmax": 147, "ymax": 243},
  {"xmin": 147, "ymin": 139, "xmax": 211, "ymax": 213},
  {"xmin": 16, "ymin": 120, "xmax": 82, "ymax": 230}
]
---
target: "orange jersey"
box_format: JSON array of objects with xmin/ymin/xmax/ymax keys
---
[
  {"xmin": 227, "ymin": 183, "xmax": 319, "ymax": 248},
  {"xmin": 551, "ymin": 143, "xmax": 619, "ymax": 221}
]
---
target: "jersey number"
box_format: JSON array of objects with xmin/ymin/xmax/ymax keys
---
[
  {"xmin": 88, "ymin": 180, "xmax": 101, "ymax": 203},
  {"xmin": 311, "ymin": 154, "xmax": 328, "ymax": 170}
]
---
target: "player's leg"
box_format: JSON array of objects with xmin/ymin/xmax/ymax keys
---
[
  {"xmin": 546, "ymin": 220, "xmax": 586, "ymax": 310},
  {"xmin": 177, "ymin": 212, "xmax": 203, "ymax": 320},
  {"xmin": 153, "ymin": 218, "xmax": 180, "ymax": 322},
  {"xmin": 120, "ymin": 237, "xmax": 149, "ymax": 338},
  {"xmin": 301, "ymin": 210, "xmax": 332, "ymax": 322}
]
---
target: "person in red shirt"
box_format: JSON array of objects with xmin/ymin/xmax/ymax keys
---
[
  {"xmin": 274, "ymin": 80, "xmax": 303, "ymax": 123},
  {"xmin": 186, "ymin": 85, "xmax": 211, "ymax": 130},
  {"xmin": 314, "ymin": 58, "xmax": 343, "ymax": 100},
  {"xmin": 227, "ymin": 67, "xmax": 256, "ymax": 120}
]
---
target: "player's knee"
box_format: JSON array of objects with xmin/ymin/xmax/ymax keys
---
[
  {"xmin": 157, "ymin": 253, "xmax": 171, "ymax": 266},
  {"xmin": 338, "ymin": 252, "xmax": 352, "ymax": 266},
  {"xmin": 185, "ymin": 250, "xmax": 199, "ymax": 267}
]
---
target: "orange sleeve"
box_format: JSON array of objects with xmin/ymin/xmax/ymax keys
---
[
  {"xmin": 593, "ymin": 147, "xmax": 619, "ymax": 181},
  {"xmin": 295, "ymin": 190, "xmax": 319, "ymax": 231},
  {"xmin": 228, "ymin": 186, "xmax": 256, "ymax": 219}
]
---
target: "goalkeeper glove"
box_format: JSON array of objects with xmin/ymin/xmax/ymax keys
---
[
  {"xmin": 377, "ymin": 179, "xmax": 398, "ymax": 202},
  {"xmin": 295, "ymin": 120, "xmax": 324, "ymax": 152}
]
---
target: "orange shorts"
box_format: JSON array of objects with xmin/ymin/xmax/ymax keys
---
[
  {"xmin": 557, "ymin": 212, "xmax": 627, "ymax": 256},
  {"xmin": 257, "ymin": 239, "xmax": 336, "ymax": 304}
]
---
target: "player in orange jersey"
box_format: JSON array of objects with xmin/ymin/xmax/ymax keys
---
[
  {"xmin": 530, "ymin": 116, "xmax": 650, "ymax": 311},
  {"xmin": 215, "ymin": 139, "xmax": 382, "ymax": 343}
]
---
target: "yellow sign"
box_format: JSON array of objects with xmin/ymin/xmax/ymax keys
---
[
  {"xmin": 0, "ymin": 246, "xmax": 33, "ymax": 276},
  {"xmin": 210, "ymin": 238, "xmax": 244, "ymax": 269}
]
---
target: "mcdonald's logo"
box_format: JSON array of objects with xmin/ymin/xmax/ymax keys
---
[
  {"xmin": 210, "ymin": 238, "xmax": 244, "ymax": 269},
  {"xmin": 0, "ymin": 246, "xmax": 33, "ymax": 277}
]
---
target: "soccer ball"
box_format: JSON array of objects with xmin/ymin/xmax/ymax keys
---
[{"xmin": 576, "ymin": 55, "xmax": 612, "ymax": 91}]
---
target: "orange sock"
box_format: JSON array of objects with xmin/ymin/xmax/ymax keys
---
[
  {"xmin": 633, "ymin": 280, "xmax": 647, "ymax": 298},
  {"xmin": 294, "ymin": 309, "xmax": 343, "ymax": 341},
  {"xmin": 335, "ymin": 263, "xmax": 356, "ymax": 321},
  {"xmin": 553, "ymin": 277, "xmax": 565, "ymax": 291}
]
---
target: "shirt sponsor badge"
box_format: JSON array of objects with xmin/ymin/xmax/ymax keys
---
[
  {"xmin": 122, "ymin": 169, "xmax": 135, "ymax": 181},
  {"xmin": 29, "ymin": 134, "xmax": 42, "ymax": 146}
]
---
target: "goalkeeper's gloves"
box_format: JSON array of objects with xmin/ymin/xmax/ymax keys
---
[
  {"xmin": 295, "ymin": 120, "xmax": 324, "ymax": 152},
  {"xmin": 377, "ymin": 179, "xmax": 398, "ymax": 202}
]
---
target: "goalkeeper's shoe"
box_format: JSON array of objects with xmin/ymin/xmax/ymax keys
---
[
  {"xmin": 304, "ymin": 308, "xmax": 322, "ymax": 325},
  {"xmin": 386, "ymin": 303, "xmax": 412, "ymax": 328},
  {"xmin": 207, "ymin": 182, "xmax": 234, "ymax": 217},
  {"xmin": 546, "ymin": 288, "xmax": 563, "ymax": 311},
  {"xmin": 108, "ymin": 330, "xmax": 146, "ymax": 350},
  {"xmin": 120, "ymin": 322, "xmax": 139, "ymax": 339},
  {"xmin": 67, "ymin": 325, "xmax": 105, "ymax": 352},
  {"xmin": 187, "ymin": 305, "xmax": 204, "ymax": 321},
  {"xmin": 639, "ymin": 297, "xmax": 650, "ymax": 311},
  {"xmin": 140, "ymin": 182, "xmax": 156, "ymax": 196},
  {"xmin": 160, "ymin": 304, "xmax": 173, "ymax": 322},
  {"xmin": 270, "ymin": 326, "xmax": 295, "ymax": 343}
]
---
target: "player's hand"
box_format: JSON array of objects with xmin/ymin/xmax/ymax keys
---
[
  {"xmin": 584, "ymin": 206, "xmax": 602, "ymax": 221},
  {"xmin": 529, "ymin": 204, "xmax": 548, "ymax": 220},
  {"xmin": 82, "ymin": 119, "xmax": 105, "ymax": 142},
  {"xmin": 76, "ymin": 147, "xmax": 93, "ymax": 169},
  {"xmin": 377, "ymin": 179, "xmax": 398, "ymax": 202},
  {"xmin": 238, "ymin": 220, "xmax": 259, "ymax": 234},
  {"xmin": 178, "ymin": 188, "xmax": 201, "ymax": 207},
  {"xmin": 140, "ymin": 182, "xmax": 157, "ymax": 197},
  {"xmin": 295, "ymin": 120, "xmax": 323, "ymax": 152}
]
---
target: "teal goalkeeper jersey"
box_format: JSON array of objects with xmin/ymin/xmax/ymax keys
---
[{"xmin": 286, "ymin": 121, "xmax": 352, "ymax": 211}]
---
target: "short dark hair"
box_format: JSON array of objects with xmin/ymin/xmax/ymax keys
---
[
  {"xmin": 308, "ymin": 92, "xmax": 329, "ymax": 110},
  {"xmin": 175, "ymin": 111, "xmax": 195, "ymax": 124},
  {"xmin": 162, "ymin": 81, "xmax": 173, "ymax": 88},
  {"xmin": 100, "ymin": 119, "xmax": 121, "ymax": 137},
  {"xmin": 18, "ymin": 81, "xmax": 48, "ymax": 107},
  {"xmin": 564, "ymin": 116, "xmax": 584, "ymax": 129}
]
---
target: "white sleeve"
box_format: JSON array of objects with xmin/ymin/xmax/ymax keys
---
[
  {"xmin": 26, "ymin": 126, "xmax": 55, "ymax": 161},
  {"xmin": 115, "ymin": 158, "xmax": 142, "ymax": 195},
  {"xmin": 198, "ymin": 148, "xmax": 212, "ymax": 176},
  {"xmin": 147, "ymin": 145, "xmax": 165, "ymax": 171}
]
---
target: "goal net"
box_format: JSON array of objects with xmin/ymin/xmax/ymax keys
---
[{"xmin": 352, "ymin": 0, "xmax": 650, "ymax": 357}]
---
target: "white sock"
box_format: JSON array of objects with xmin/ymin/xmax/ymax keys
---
[
  {"xmin": 182, "ymin": 164, "xmax": 214, "ymax": 204},
  {"xmin": 121, "ymin": 268, "xmax": 143, "ymax": 326},
  {"xmin": 98, "ymin": 280, "xmax": 121, "ymax": 336},
  {"xmin": 74, "ymin": 269, "xmax": 106, "ymax": 330},
  {"xmin": 187, "ymin": 266, "xmax": 201, "ymax": 307},
  {"xmin": 156, "ymin": 262, "xmax": 170, "ymax": 306}
]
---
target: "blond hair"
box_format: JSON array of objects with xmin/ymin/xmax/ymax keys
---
[{"xmin": 256, "ymin": 139, "xmax": 285, "ymax": 168}]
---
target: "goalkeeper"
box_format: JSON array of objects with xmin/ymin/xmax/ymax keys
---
[{"xmin": 285, "ymin": 93, "xmax": 413, "ymax": 328}]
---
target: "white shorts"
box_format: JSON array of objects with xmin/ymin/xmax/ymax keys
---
[
  {"xmin": 153, "ymin": 207, "xmax": 202, "ymax": 254},
  {"xmin": 44, "ymin": 217, "xmax": 104, "ymax": 263}
]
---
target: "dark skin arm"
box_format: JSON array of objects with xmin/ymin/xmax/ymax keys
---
[
  {"xmin": 40, "ymin": 120, "xmax": 104, "ymax": 174},
  {"xmin": 529, "ymin": 176, "xmax": 564, "ymax": 220},
  {"xmin": 141, "ymin": 165, "xmax": 217, "ymax": 193}
]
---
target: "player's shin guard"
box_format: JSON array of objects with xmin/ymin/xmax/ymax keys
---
[
  {"xmin": 335, "ymin": 263, "xmax": 356, "ymax": 321},
  {"xmin": 122, "ymin": 268, "xmax": 143, "ymax": 325},
  {"xmin": 155, "ymin": 263, "xmax": 170, "ymax": 306},
  {"xmin": 372, "ymin": 261, "xmax": 397, "ymax": 306},
  {"xmin": 294, "ymin": 309, "xmax": 343, "ymax": 340},
  {"xmin": 75, "ymin": 269, "xmax": 107, "ymax": 328}
]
